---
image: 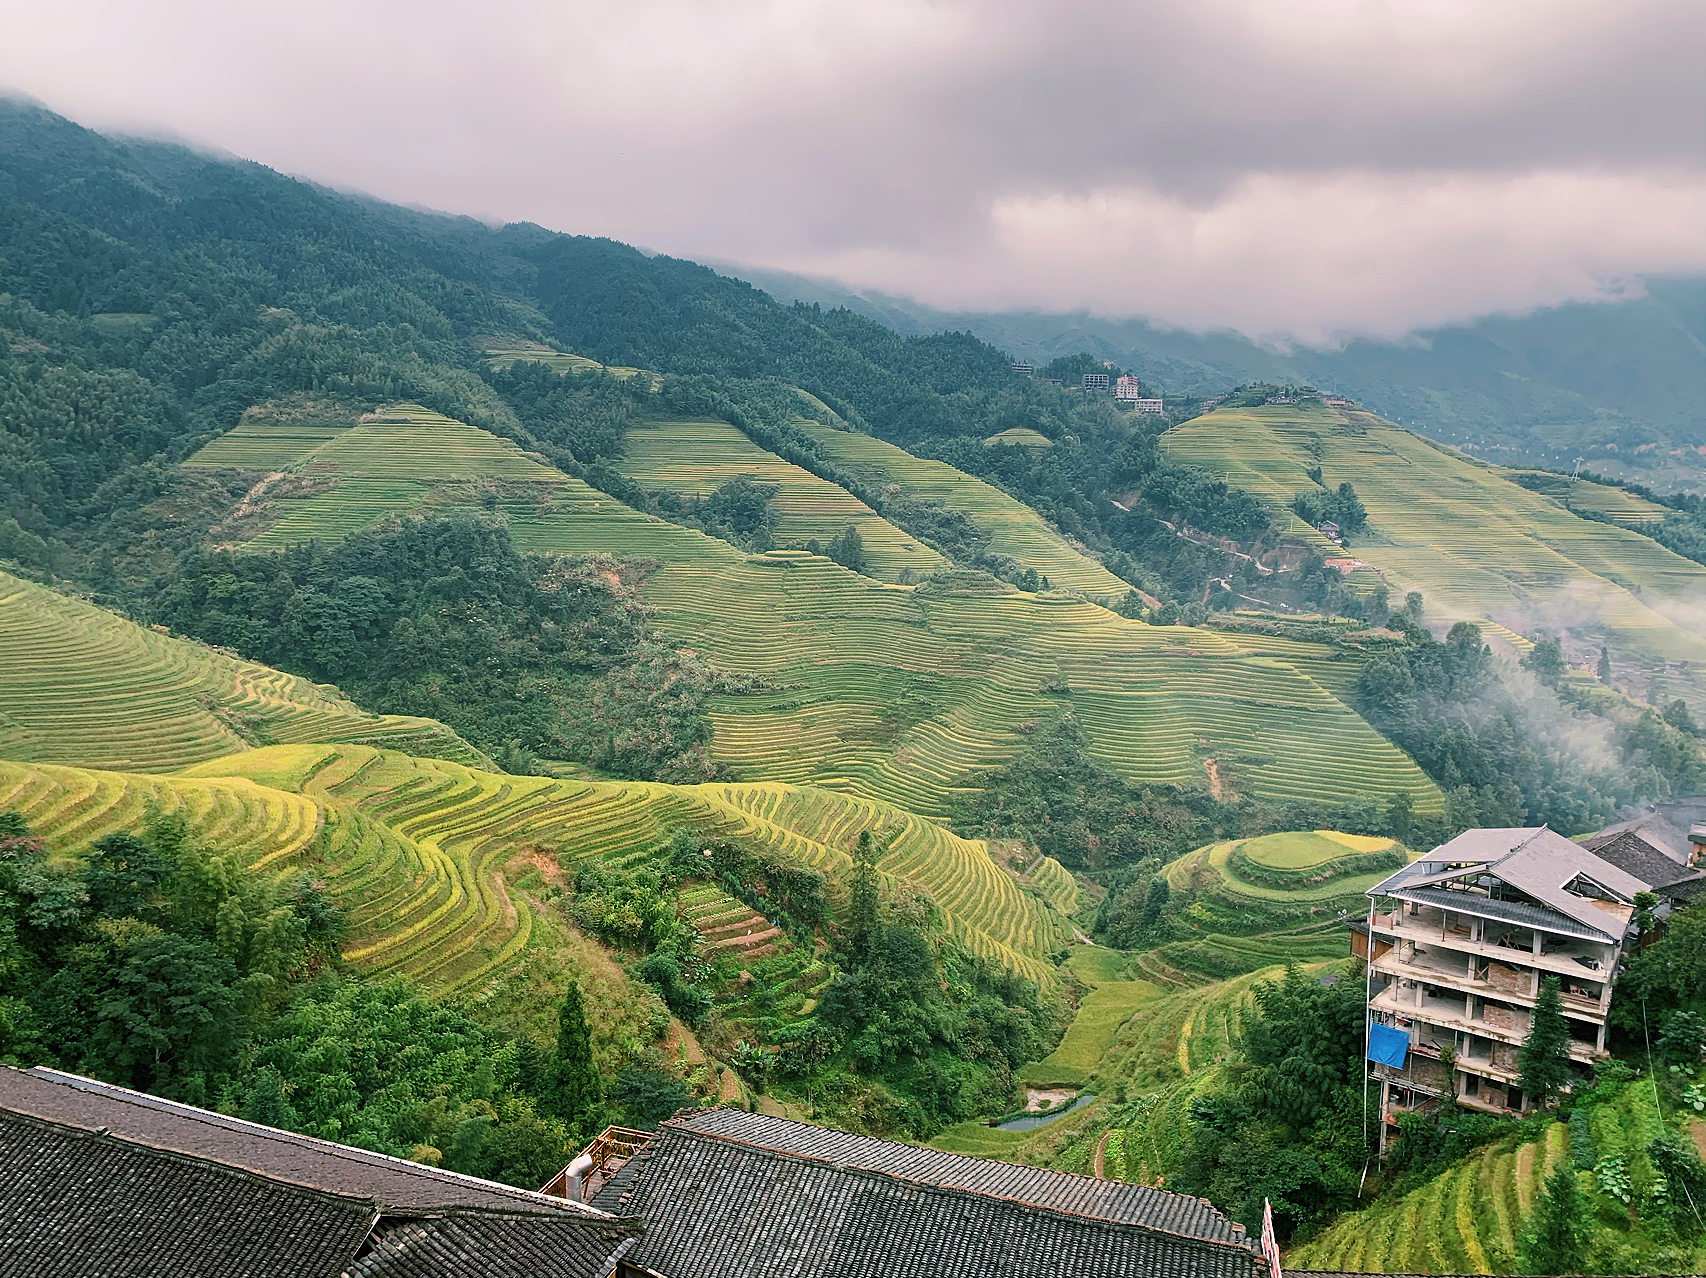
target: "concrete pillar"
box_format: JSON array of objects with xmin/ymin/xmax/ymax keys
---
[
  {"xmin": 1595, "ymin": 1022, "xmax": 1606, "ymax": 1052},
  {"xmin": 1531, "ymin": 931, "xmax": 1542, "ymax": 955},
  {"xmin": 1415, "ymin": 983, "xmax": 1424, "ymax": 1009}
]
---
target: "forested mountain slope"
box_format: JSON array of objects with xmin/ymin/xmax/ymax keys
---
[{"xmin": 732, "ymin": 264, "xmax": 1706, "ymax": 490}]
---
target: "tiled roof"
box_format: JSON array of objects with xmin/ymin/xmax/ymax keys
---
[
  {"xmin": 1583, "ymin": 829, "xmax": 1704, "ymax": 893},
  {"xmin": 0, "ymin": 1107, "xmax": 378, "ymax": 1277},
  {"xmin": 0, "ymin": 1070, "xmax": 639, "ymax": 1278},
  {"xmin": 596, "ymin": 1108, "xmax": 1261, "ymax": 1278},
  {"xmin": 347, "ymin": 1211, "xmax": 641, "ymax": 1278},
  {"xmin": 1585, "ymin": 813, "xmax": 1694, "ymax": 866},
  {"xmin": 0, "ymin": 1066, "xmax": 608, "ymax": 1217}
]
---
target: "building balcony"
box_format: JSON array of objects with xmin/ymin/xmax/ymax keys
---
[
  {"xmin": 1369, "ymin": 910, "xmax": 1618, "ymax": 990},
  {"xmin": 1370, "ymin": 986, "xmax": 1604, "ymax": 1061},
  {"xmin": 1369, "ymin": 948, "xmax": 1608, "ymax": 1019}
]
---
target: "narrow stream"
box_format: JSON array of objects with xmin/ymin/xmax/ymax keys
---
[{"xmin": 994, "ymin": 1093, "xmax": 1097, "ymax": 1132}]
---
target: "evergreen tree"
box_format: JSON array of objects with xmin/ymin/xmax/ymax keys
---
[
  {"xmin": 1519, "ymin": 1164, "xmax": 1589, "ymax": 1274},
  {"xmin": 541, "ymin": 980, "xmax": 603, "ymax": 1138},
  {"xmin": 825, "ymin": 525, "xmax": 867, "ymax": 575},
  {"xmin": 1597, "ymin": 646, "xmax": 1611, "ymax": 683},
  {"xmin": 1518, "ymin": 975, "xmax": 1571, "ymax": 1108},
  {"xmin": 847, "ymin": 831, "xmax": 880, "ymax": 960},
  {"xmin": 1139, "ymin": 876, "xmax": 1170, "ymax": 929}
]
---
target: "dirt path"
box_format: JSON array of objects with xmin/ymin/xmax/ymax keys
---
[
  {"xmin": 1203, "ymin": 758, "xmax": 1223, "ymax": 801},
  {"xmin": 1093, "ymin": 1129, "xmax": 1110, "ymax": 1179}
]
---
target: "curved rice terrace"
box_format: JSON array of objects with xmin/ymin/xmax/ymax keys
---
[
  {"xmin": 1284, "ymin": 1081, "xmax": 1687, "ymax": 1274},
  {"xmin": 1162, "ymin": 402, "xmax": 1706, "ymax": 706},
  {"xmin": 0, "ymin": 569, "xmax": 482, "ymax": 773},
  {"xmin": 615, "ymin": 417, "xmax": 951, "ymax": 582},
  {"xmin": 0, "ymin": 758, "xmax": 321, "ymax": 869},
  {"xmin": 478, "ymin": 340, "xmax": 656, "ymax": 387},
  {"xmin": 174, "ymin": 745, "xmax": 1070, "ymax": 990}
]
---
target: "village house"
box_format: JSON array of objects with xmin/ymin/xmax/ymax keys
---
[
  {"xmin": 1, "ymin": 1065, "xmax": 1271, "ymax": 1278},
  {"xmin": 1081, "ymin": 372, "xmax": 1111, "ymax": 392},
  {"xmin": 1011, "ymin": 360, "xmax": 1034, "ymax": 377}
]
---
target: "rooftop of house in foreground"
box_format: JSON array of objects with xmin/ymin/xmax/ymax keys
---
[
  {"xmin": 0, "ymin": 1066, "xmax": 638, "ymax": 1278},
  {"xmin": 1366, "ymin": 826, "xmax": 1646, "ymax": 944},
  {"xmin": 592, "ymin": 1107, "xmax": 1262, "ymax": 1278}
]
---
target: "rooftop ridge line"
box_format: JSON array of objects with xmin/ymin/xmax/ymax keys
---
[
  {"xmin": 20, "ymin": 1067, "xmax": 614, "ymax": 1217},
  {"xmin": 661, "ymin": 1112, "xmax": 1261, "ymax": 1255}
]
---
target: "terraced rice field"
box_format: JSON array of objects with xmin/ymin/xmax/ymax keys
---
[
  {"xmin": 615, "ymin": 418, "xmax": 950, "ymax": 581},
  {"xmin": 625, "ymin": 548, "xmax": 1443, "ymax": 817},
  {"xmin": 1285, "ymin": 1082, "xmax": 1675, "ymax": 1274},
  {"xmin": 1496, "ymin": 470, "xmax": 1669, "ymax": 528},
  {"xmin": 173, "ymin": 400, "xmax": 1444, "ymax": 818},
  {"xmin": 479, "ymin": 343, "xmax": 654, "ymax": 386},
  {"xmin": 0, "ymin": 570, "xmax": 482, "ymax": 773},
  {"xmin": 1023, "ymin": 947, "xmax": 1166, "ymax": 1087},
  {"xmin": 169, "ymin": 745, "xmax": 1074, "ymax": 991},
  {"xmin": 1163, "ymin": 403, "xmax": 1706, "ymax": 706},
  {"xmin": 1241, "ymin": 829, "xmax": 1394, "ymax": 869},
  {"xmin": 984, "ymin": 428, "xmax": 1053, "ymax": 448},
  {"xmin": 793, "ymin": 419, "xmax": 1134, "ymax": 599},
  {"xmin": 1167, "ymin": 837, "xmax": 1413, "ymax": 918},
  {"xmin": 190, "ymin": 403, "xmax": 567, "ymax": 548},
  {"xmin": 0, "ymin": 758, "xmax": 320, "ymax": 869}
]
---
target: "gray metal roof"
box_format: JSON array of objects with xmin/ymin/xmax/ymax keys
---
[
  {"xmin": 1367, "ymin": 827, "xmax": 1639, "ymax": 942},
  {"xmin": 1586, "ymin": 813, "xmax": 1694, "ymax": 867},
  {"xmin": 1383, "ymin": 885, "xmax": 1617, "ymax": 944}
]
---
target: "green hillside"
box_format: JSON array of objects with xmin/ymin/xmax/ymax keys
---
[
  {"xmin": 1285, "ymin": 1081, "xmax": 1704, "ymax": 1275},
  {"xmin": 1162, "ymin": 402, "xmax": 1706, "ymax": 703},
  {"xmin": 195, "ymin": 401, "xmax": 1440, "ymax": 818},
  {"xmin": 613, "ymin": 417, "xmax": 949, "ymax": 582},
  {"xmin": 0, "ymin": 568, "xmax": 483, "ymax": 772},
  {"xmin": 794, "ymin": 419, "xmax": 1134, "ymax": 599}
]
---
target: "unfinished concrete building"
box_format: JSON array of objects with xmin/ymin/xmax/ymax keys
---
[{"xmin": 1363, "ymin": 827, "xmax": 1644, "ymax": 1147}]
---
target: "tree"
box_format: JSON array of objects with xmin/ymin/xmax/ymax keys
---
[
  {"xmin": 1656, "ymin": 1009, "xmax": 1706, "ymax": 1065},
  {"xmin": 1522, "ymin": 636, "xmax": 1567, "ymax": 688},
  {"xmin": 1518, "ymin": 975, "xmax": 1571, "ymax": 1108},
  {"xmin": 1386, "ymin": 790, "xmax": 1414, "ymax": 843},
  {"xmin": 1597, "ymin": 646, "xmax": 1611, "ymax": 684},
  {"xmin": 825, "ymin": 525, "xmax": 867, "ymax": 575},
  {"xmin": 1664, "ymin": 698, "xmax": 1701, "ymax": 738},
  {"xmin": 1404, "ymin": 591, "xmax": 1424, "ymax": 623},
  {"xmin": 541, "ymin": 980, "xmax": 604, "ymax": 1138},
  {"xmin": 847, "ymin": 831, "xmax": 880, "ymax": 960},
  {"xmin": 1519, "ymin": 1164, "xmax": 1590, "ymax": 1274},
  {"xmin": 1139, "ymin": 876, "xmax": 1170, "ymax": 929},
  {"xmin": 611, "ymin": 1066, "xmax": 692, "ymax": 1129}
]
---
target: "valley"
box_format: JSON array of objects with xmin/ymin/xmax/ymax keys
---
[{"xmin": 1, "ymin": 96, "xmax": 1704, "ymax": 1277}]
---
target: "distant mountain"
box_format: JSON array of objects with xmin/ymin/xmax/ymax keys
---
[{"xmin": 724, "ymin": 264, "xmax": 1706, "ymax": 491}]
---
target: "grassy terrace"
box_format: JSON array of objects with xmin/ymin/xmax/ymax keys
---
[
  {"xmin": 1163, "ymin": 403, "xmax": 1706, "ymax": 704},
  {"xmin": 171, "ymin": 402, "xmax": 1443, "ymax": 815},
  {"xmin": 0, "ymin": 570, "xmax": 482, "ymax": 773},
  {"xmin": 615, "ymin": 417, "xmax": 949, "ymax": 582},
  {"xmin": 1285, "ymin": 1080, "xmax": 1690, "ymax": 1274},
  {"xmin": 169, "ymin": 745, "xmax": 1073, "ymax": 990},
  {"xmin": 792, "ymin": 419, "xmax": 1135, "ymax": 599}
]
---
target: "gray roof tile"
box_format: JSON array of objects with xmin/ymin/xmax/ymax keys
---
[{"xmin": 600, "ymin": 1108, "xmax": 1261, "ymax": 1278}]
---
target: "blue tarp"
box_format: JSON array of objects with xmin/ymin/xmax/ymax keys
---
[{"xmin": 1367, "ymin": 1022, "xmax": 1410, "ymax": 1068}]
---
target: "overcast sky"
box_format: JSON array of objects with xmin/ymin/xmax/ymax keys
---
[{"xmin": 3, "ymin": 0, "xmax": 1702, "ymax": 342}]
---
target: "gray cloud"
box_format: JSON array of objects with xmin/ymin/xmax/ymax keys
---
[{"xmin": 2, "ymin": 0, "xmax": 1701, "ymax": 340}]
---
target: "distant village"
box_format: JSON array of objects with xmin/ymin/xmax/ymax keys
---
[{"xmin": 1009, "ymin": 359, "xmax": 1358, "ymax": 418}]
